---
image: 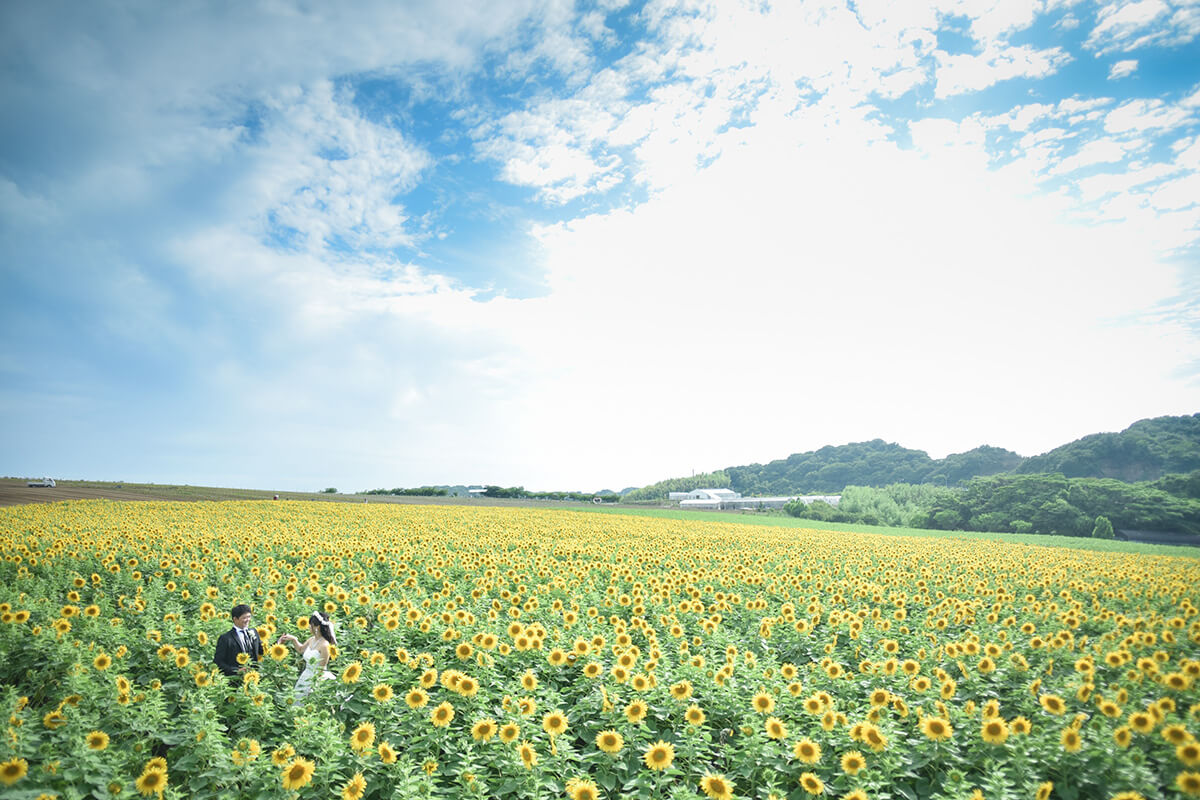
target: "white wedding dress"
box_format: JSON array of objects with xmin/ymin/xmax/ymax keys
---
[{"xmin": 294, "ymin": 646, "xmax": 335, "ymax": 698}]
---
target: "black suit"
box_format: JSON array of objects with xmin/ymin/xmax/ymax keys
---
[{"xmin": 214, "ymin": 626, "xmax": 263, "ymax": 677}]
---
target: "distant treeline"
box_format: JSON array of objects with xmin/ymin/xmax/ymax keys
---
[
  {"xmin": 363, "ymin": 487, "xmax": 448, "ymax": 497},
  {"xmin": 481, "ymin": 486, "xmax": 620, "ymax": 502},
  {"xmin": 623, "ymin": 471, "xmax": 732, "ymax": 502},
  {"xmin": 785, "ymin": 471, "xmax": 1200, "ymax": 537}
]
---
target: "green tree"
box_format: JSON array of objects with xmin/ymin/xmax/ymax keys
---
[{"xmin": 1092, "ymin": 515, "xmax": 1114, "ymax": 539}]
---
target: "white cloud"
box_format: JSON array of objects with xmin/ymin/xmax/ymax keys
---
[
  {"xmin": 1075, "ymin": 161, "xmax": 1181, "ymax": 201},
  {"xmin": 1108, "ymin": 59, "xmax": 1139, "ymax": 79},
  {"xmin": 515, "ymin": 112, "xmax": 1197, "ymax": 477},
  {"xmin": 1149, "ymin": 172, "xmax": 1200, "ymax": 209},
  {"xmin": 248, "ymin": 82, "xmax": 431, "ymax": 254},
  {"xmin": 934, "ymin": 43, "xmax": 1071, "ymax": 98},
  {"xmin": 1086, "ymin": 0, "xmax": 1200, "ymax": 53},
  {"xmin": 1051, "ymin": 137, "xmax": 1137, "ymax": 173},
  {"xmin": 1104, "ymin": 98, "xmax": 1193, "ymax": 133}
]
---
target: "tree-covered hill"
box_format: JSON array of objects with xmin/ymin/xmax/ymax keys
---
[
  {"xmin": 1013, "ymin": 414, "xmax": 1200, "ymax": 481},
  {"xmin": 624, "ymin": 414, "xmax": 1200, "ymax": 499},
  {"xmin": 723, "ymin": 440, "xmax": 1022, "ymax": 496}
]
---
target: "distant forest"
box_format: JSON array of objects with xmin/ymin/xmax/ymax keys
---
[{"xmin": 626, "ymin": 414, "xmax": 1200, "ymax": 538}]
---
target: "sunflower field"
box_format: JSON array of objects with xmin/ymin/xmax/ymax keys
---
[{"xmin": 1, "ymin": 500, "xmax": 1199, "ymax": 800}]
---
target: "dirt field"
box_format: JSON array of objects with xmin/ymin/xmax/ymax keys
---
[{"xmin": 0, "ymin": 479, "xmax": 648, "ymax": 510}]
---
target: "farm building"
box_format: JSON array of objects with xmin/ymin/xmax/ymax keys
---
[
  {"xmin": 669, "ymin": 488, "xmax": 740, "ymax": 502},
  {"xmin": 670, "ymin": 488, "xmax": 840, "ymax": 511}
]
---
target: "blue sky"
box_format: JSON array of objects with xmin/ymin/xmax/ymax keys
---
[{"xmin": 2, "ymin": 0, "xmax": 1199, "ymax": 493}]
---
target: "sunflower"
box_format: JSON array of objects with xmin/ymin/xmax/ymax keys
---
[
  {"xmin": 686, "ymin": 704, "xmax": 706, "ymax": 726},
  {"xmin": 518, "ymin": 742, "xmax": 538, "ymax": 768},
  {"xmin": 1114, "ymin": 726, "xmax": 1133, "ymax": 748},
  {"xmin": 518, "ymin": 697, "xmax": 537, "ymax": 716},
  {"xmin": 341, "ymin": 772, "xmax": 367, "ymax": 800},
  {"xmin": 863, "ymin": 725, "xmax": 888, "ymax": 752},
  {"xmin": 1010, "ymin": 716, "xmax": 1031, "ymax": 735},
  {"xmin": 1039, "ymin": 694, "xmax": 1066, "ymax": 715},
  {"xmin": 341, "ymin": 662, "xmax": 362, "ymax": 684},
  {"xmin": 0, "ymin": 758, "xmax": 28, "ymax": 786},
  {"xmin": 921, "ymin": 716, "xmax": 953, "ymax": 742},
  {"xmin": 626, "ymin": 699, "xmax": 648, "ymax": 724},
  {"xmin": 471, "ymin": 719, "xmax": 497, "ymax": 741},
  {"xmin": 272, "ymin": 745, "xmax": 295, "ymax": 766},
  {"xmin": 765, "ymin": 716, "xmax": 787, "ymax": 740},
  {"xmin": 350, "ymin": 722, "xmax": 375, "ymax": 752},
  {"xmin": 799, "ymin": 772, "xmax": 824, "ymax": 796},
  {"xmin": 430, "ymin": 701, "xmax": 455, "ymax": 727},
  {"xmin": 841, "ymin": 750, "xmax": 866, "ymax": 775},
  {"xmin": 643, "ymin": 740, "xmax": 675, "ymax": 771},
  {"xmin": 793, "ymin": 738, "xmax": 821, "ymax": 764},
  {"xmin": 279, "ymin": 762, "xmax": 314, "ymax": 791},
  {"xmin": 844, "ymin": 792, "xmax": 869, "ymax": 800},
  {"xmin": 1060, "ymin": 727, "xmax": 1082, "ymax": 752},
  {"xmin": 869, "ymin": 689, "xmax": 889, "ymax": 706},
  {"xmin": 143, "ymin": 758, "xmax": 167, "ymax": 773},
  {"xmin": 86, "ymin": 730, "xmax": 110, "ymax": 750},
  {"xmin": 1129, "ymin": 712, "xmax": 1155, "ymax": 734},
  {"xmin": 93, "ymin": 653, "xmax": 112, "ymax": 670},
  {"xmin": 804, "ymin": 695, "xmax": 823, "ymax": 714},
  {"xmin": 596, "ymin": 729, "xmax": 624, "ymax": 753},
  {"xmin": 269, "ymin": 643, "xmax": 288, "ymax": 661},
  {"xmin": 135, "ymin": 767, "xmax": 169, "ymax": 796},
  {"xmin": 1162, "ymin": 724, "xmax": 1192, "ymax": 745},
  {"xmin": 521, "ymin": 670, "xmax": 538, "ymax": 690},
  {"xmin": 700, "ymin": 772, "xmax": 734, "ymax": 800},
  {"xmin": 670, "ymin": 680, "xmax": 694, "ymax": 700},
  {"xmin": 500, "ymin": 723, "xmax": 520, "ymax": 743},
  {"xmin": 981, "ymin": 718, "xmax": 1009, "ymax": 745},
  {"xmin": 1179, "ymin": 742, "xmax": 1200, "ymax": 767},
  {"xmin": 1036, "ymin": 782, "xmax": 1053, "ymax": 800},
  {"xmin": 1166, "ymin": 673, "xmax": 1192, "ymax": 691},
  {"xmin": 401, "ymin": 687, "xmax": 427, "ymax": 709},
  {"xmin": 543, "ymin": 711, "xmax": 568, "ymax": 737},
  {"xmin": 582, "ymin": 662, "xmax": 603, "ymax": 679},
  {"xmin": 752, "ymin": 692, "xmax": 776, "ymax": 714},
  {"xmin": 570, "ymin": 779, "xmax": 600, "ymax": 800},
  {"xmin": 372, "ymin": 684, "xmax": 394, "ymax": 704},
  {"xmin": 1177, "ymin": 772, "xmax": 1200, "ymax": 797}
]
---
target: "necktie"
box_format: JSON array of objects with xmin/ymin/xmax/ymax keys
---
[{"xmin": 239, "ymin": 629, "xmax": 249, "ymax": 652}]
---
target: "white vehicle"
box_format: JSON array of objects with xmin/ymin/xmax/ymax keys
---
[{"xmin": 26, "ymin": 477, "xmax": 56, "ymax": 487}]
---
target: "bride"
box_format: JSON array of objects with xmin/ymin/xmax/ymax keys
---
[{"xmin": 278, "ymin": 612, "xmax": 337, "ymax": 698}]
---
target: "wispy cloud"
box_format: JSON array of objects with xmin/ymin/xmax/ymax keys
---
[
  {"xmin": 1086, "ymin": 0, "xmax": 1200, "ymax": 54},
  {"xmin": 1108, "ymin": 59, "xmax": 1140, "ymax": 79}
]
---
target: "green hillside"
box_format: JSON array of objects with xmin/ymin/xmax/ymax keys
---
[
  {"xmin": 1013, "ymin": 414, "xmax": 1200, "ymax": 481},
  {"xmin": 724, "ymin": 440, "xmax": 1022, "ymax": 496},
  {"xmin": 626, "ymin": 414, "xmax": 1200, "ymax": 499}
]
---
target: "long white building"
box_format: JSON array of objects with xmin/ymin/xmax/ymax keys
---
[{"xmin": 668, "ymin": 488, "xmax": 840, "ymax": 510}]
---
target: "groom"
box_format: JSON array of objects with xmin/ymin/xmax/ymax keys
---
[{"xmin": 214, "ymin": 604, "xmax": 263, "ymax": 677}]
